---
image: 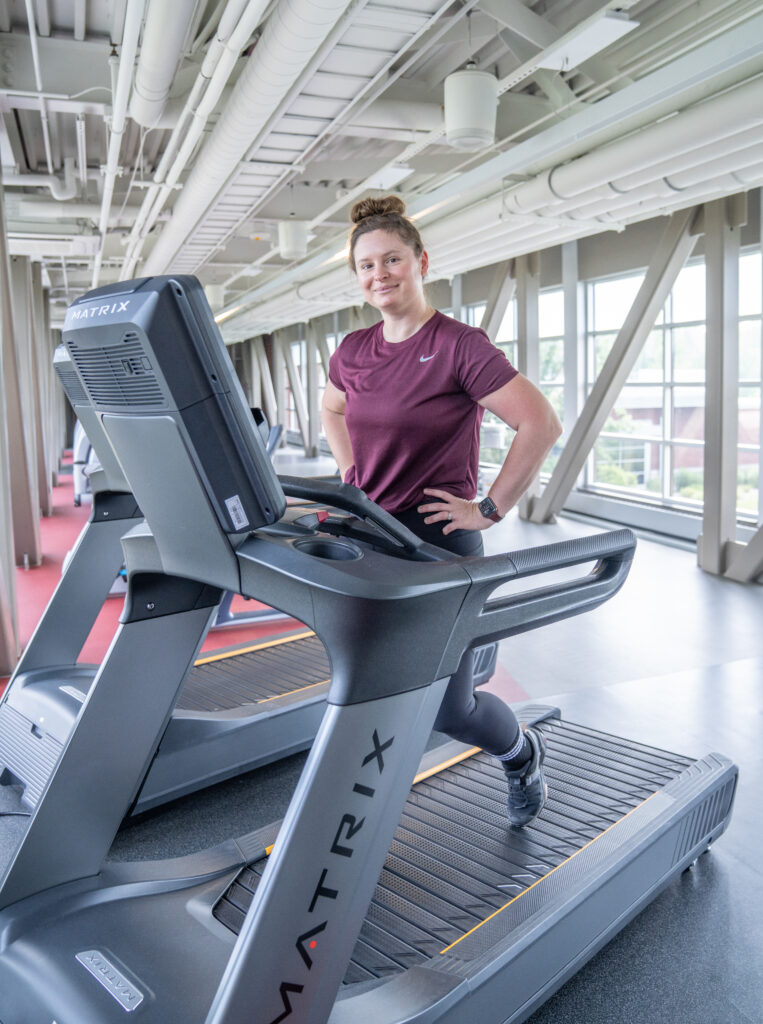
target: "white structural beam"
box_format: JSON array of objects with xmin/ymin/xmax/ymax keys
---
[
  {"xmin": 251, "ymin": 337, "xmax": 277, "ymax": 431},
  {"xmin": 282, "ymin": 334, "xmax": 310, "ymax": 452},
  {"xmin": 562, "ymin": 240, "xmax": 584, "ymax": 441},
  {"xmin": 724, "ymin": 525, "xmax": 763, "ymax": 583},
  {"xmin": 479, "ymin": 260, "xmax": 515, "ymax": 342},
  {"xmin": 515, "ymin": 253, "xmax": 540, "ymax": 519},
  {"xmin": 0, "ymin": 171, "xmax": 19, "ymax": 672},
  {"xmin": 305, "ymin": 326, "xmax": 320, "ymax": 458},
  {"xmin": 697, "ymin": 196, "xmax": 743, "ymax": 575},
  {"xmin": 6, "ymin": 256, "xmax": 42, "ymax": 565},
  {"xmin": 30, "ymin": 261, "xmax": 52, "ymax": 516},
  {"xmin": 527, "ymin": 206, "xmax": 700, "ymax": 523}
]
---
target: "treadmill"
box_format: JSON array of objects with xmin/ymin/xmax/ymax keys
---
[
  {"xmin": 0, "ymin": 351, "xmax": 495, "ymax": 814},
  {"xmin": 0, "ymin": 276, "xmax": 736, "ymax": 1024}
]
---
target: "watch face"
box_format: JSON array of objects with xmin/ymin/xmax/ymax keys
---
[{"xmin": 479, "ymin": 497, "xmax": 497, "ymax": 517}]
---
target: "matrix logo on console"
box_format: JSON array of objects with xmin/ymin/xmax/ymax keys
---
[{"xmin": 68, "ymin": 300, "xmax": 131, "ymax": 320}]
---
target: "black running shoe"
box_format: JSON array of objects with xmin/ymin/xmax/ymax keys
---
[{"xmin": 503, "ymin": 726, "xmax": 548, "ymax": 828}]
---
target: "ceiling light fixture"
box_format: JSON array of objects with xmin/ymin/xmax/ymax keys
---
[{"xmin": 443, "ymin": 67, "xmax": 498, "ymax": 151}]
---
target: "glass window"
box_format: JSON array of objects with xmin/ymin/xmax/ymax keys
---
[
  {"xmin": 671, "ymin": 387, "xmax": 705, "ymax": 441},
  {"xmin": 739, "ymin": 251, "xmax": 762, "ymax": 317},
  {"xmin": 672, "ymin": 325, "xmax": 706, "ymax": 382},
  {"xmin": 739, "ymin": 320, "xmax": 761, "ymax": 382},
  {"xmin": 539, "ymin": 289, "xmax": 564, "ymax": 337},
  {"xmin": 670, "ymin": 446, "xmax": 704, "ymax": 505},
  {"xmin": 591, "ymin": 274, "xmax": 644, "ymax": 331},
  {"xmin": 670, "ymin": 262, "xmax": 705, "ymax": 323}
]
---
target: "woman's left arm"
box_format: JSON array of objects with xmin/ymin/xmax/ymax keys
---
[{"xmin": 420, "ymin": 374, "xmax": 562, "ymax": 534}]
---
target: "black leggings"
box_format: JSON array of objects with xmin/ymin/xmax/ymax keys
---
[{"xmin": 393, "ymin": 508, "xmax": 521, "ymax": 755}]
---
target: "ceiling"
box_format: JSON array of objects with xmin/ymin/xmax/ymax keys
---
[{"xmin": 1, "ymin": 0, "xmax": 762, "ymax": 337}]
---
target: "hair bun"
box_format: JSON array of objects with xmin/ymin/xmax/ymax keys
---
[{"xmin": 350, "ymin": 195, "xmax": 407, "ymax": 224}]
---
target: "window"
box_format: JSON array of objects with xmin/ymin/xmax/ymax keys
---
[
  {"xmin": 317, "ymin": 332, "xmax": 342, "ymax": 439},
  {"xmin": 584, "ymin": 253, "xmax": 762, "ymax": 524},
  {"xmin": 538, "ymin": 288, "xmax": 564, "ymax": 474},
  {"xmin": 586, "ymin": 265, "xmax": 704, "ymax": 507},
  {"xmin": 479, "ymin": 299, "xmax": 517, "ymax": 473},
  {"xmin": 738, "ymin": 250, "xmax": 761, "ymax": 521}
]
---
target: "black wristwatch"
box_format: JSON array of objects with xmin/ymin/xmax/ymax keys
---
[{"xmin": 478, "ymin": 495, "xmax": 503, "ymax": 523}]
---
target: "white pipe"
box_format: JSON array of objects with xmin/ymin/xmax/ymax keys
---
[
  {"xmin": 503, "ymin": 76, "xmax": 763, "ymax": 216},
  {"xmin": 120, "ymin": 0, "xmax": 263, "ymax": 276},
  {"xmin": 230, "ymin": 159, "xmax": 763, "ymax": 334},
  {"xmin": 128, "ymin": 0, "xmax": 199, "ymax": 128},
  {"xmin": 91, "ymin": 0, "xmax": 147, "ymax": 288},
  {"xmin": 10, "ymin": 199, "xmax": 140, "ymax": 224},
  {"xmin": 141, "ymin": 0, "xmax": 353, "ymax": 277},
  {"xmin": 75, "ymin": 115, "xmax": 88, "ymax": 189},
  {"xmin": 23, "ymin": 0, "xmax": 54, "ymax": 174},
  {"xmin": 3, "ymin": 163, "xmax": 77, "ymax": 200}
]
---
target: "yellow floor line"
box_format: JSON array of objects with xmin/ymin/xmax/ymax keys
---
[
  {"xmin": 194, "ymin": 629, "xmax": 315, "ymax": 666},
  {"xmin": 438, "ymin": 790, "xmax": 658, "ymax": 954},
  {"xmin": 255, "ymin": 678, "xmax": 330, "ymax": 705}
]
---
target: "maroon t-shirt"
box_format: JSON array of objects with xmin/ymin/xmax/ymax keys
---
[{"xmin": 328, "ymin": 311, "xmax": 517, "ymax": 515}]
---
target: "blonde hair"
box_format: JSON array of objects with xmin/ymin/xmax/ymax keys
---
[{"xmin": 348, "ymin": 195, "xmax": 424, "ymax": 271}]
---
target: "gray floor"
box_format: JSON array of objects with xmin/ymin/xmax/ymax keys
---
[{"xmin": 111, "ymin": 455, "xmax": 762, "ymax": 1023}]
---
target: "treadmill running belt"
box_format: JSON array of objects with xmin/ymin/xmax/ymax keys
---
[
  {"xmin": 213, "ymin": 718, "xmax": 695, "ymax": 984},
  {"xmin": 176, "ymin": 633, "xmax": 330, "ymax": 712}
]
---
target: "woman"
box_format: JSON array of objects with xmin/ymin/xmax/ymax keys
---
[{"xmin": 321, "ymin": 196, "xmax": 562, "ymax": 827}]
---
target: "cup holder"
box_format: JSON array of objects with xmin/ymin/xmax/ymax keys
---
[{"xmin": 293, "ymin": 538, "xmax": 362, "ymax": 561}]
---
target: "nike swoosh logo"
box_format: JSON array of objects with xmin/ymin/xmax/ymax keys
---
[{"xmin": 420, "ymin": 353, "xmax": 438, "ymax": 362}]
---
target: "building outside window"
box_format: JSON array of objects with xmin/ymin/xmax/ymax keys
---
[
  {"xmin": 474, "ymin": 248, "xmax": 761, "ymax": 528},
  {"xmin": 584, "ymin": 255, "xmax": 762, "ymax": 525}
]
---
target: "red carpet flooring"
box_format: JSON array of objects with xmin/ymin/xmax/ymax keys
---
[
  {"xmin": 3, "ymin": 460, "xmax": 527, "ymax": 707},
  {"xmin": 1, "ymin": 461, "xmax": 302, "ymax": 693}
]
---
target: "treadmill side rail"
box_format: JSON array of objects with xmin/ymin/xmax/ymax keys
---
[{"xmin": 326, "ymin": 752, "xmax": 738, "ymax": 1024}]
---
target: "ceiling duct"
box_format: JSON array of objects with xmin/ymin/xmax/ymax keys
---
[
  {"xmin": 142, "ymin": 0, "xmax": 354, "ymax": 276},
  {"xmin": 128, "ymin": 0, "xmax": 200, "ymax": 128}
]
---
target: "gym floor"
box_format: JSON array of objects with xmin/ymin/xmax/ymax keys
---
[{"xmin": 16, "ymin": 450, "xmax": 763, "ymax": 1023}]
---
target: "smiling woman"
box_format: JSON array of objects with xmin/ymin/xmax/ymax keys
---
[{"xmin": 320, "ymin": 194, "xmax": 563, "ymax": 829}]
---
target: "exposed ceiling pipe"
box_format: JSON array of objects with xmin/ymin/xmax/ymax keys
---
[
  {"xmin": 8, "ymin": 198, "xmax": 142, "ymax": 225},
  {"xmin": 3, "ymin": 159, "xmax": 77, "ymax": 200},
  {"xmin": 75, "ymin": 115, "xmax": 88, "ymax": 190},
  {"xmin": 23, "ymin": 0, "xmax": 54, "ymax": 174},
  {"xmin": 128, "ymin": 0, "xmax": 200, "ymax": 128},
  {"xmin": 502, "ymin": 76, "xmax": 763, "ymax": 217},
  {"xmin": 223, "ymin": 154, "xmax": 763, "ymax": 335},
  {"xmin": 120, "ymin": 0, "xmax": 266, "ymax": 278},
  {"xmin": 140, "ymin": 0, "xmax": 355, "ymax": 277},
  {"xmin": 91, "ymin": 0, "xmax": 147, "ymax": 289}
]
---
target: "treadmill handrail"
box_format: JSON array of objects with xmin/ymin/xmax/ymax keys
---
[
  {"xmin": 441, "ymin": 528, "xmax": 636, "ymax": 663},
  {"xmin": 278, "ymin": 475, "xmax": 424, "ymax": 554}
]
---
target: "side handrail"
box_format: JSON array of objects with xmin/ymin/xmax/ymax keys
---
[
  {"xmin": 441, "ymin": 529, "xmax": 636, "ymax": 671},
  {"xmin": 278, "ymin": 475, "xmax": 425, "ymax": 554}
]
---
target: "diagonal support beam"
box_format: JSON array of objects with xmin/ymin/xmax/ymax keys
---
[
  {"xmin": 724, "ymin": 525, "xmax": 763, "ymax": 583},
  {"xmin": 251, "ymin": 336, "xmax": 277, "ymax": 429},
  {"xmin": 282, "ymin": 334, "xmax": 310, "ymax": 452},
  {"xmin": 527, "ymin": 206, "xmax": 701, "ymax": 523},
  {"xmin": 305, "ymin": 325, "xmax": 320, "ymax": 458},
  {"xmin": 480, "ymin": 259, "xmax": 515, "ymax": 341}
]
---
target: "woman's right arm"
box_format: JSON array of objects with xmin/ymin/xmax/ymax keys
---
[{"xmin": 321, "ymin": 381, "xmax": 355, "ymax": 480}]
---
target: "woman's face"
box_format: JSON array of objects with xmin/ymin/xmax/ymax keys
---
[{"xmin": 353, "ymin": 229, "xmax": 428, "ymax": 315}]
